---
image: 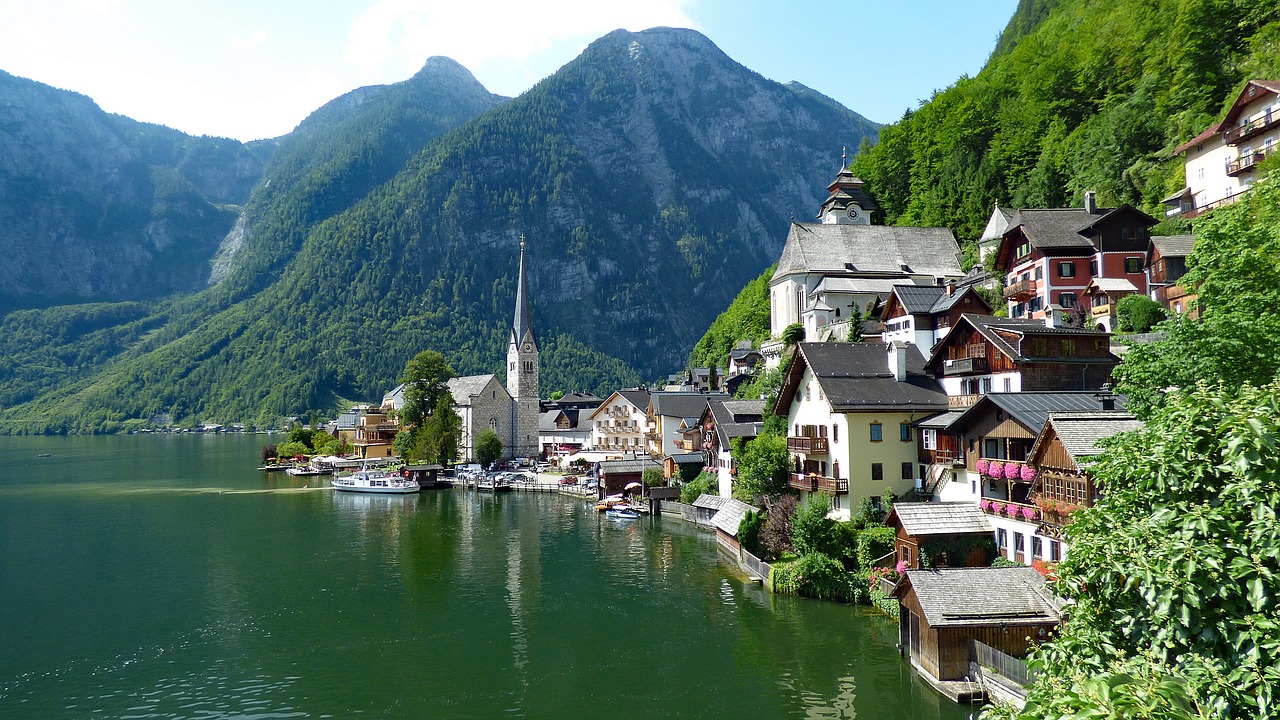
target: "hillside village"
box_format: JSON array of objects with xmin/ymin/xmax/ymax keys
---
[{"xmin": 299, "ymin": 78, "xmax": 1280, "ymax": 706}]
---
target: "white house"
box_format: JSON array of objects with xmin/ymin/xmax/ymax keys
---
[{"xmin": 586, "ymin": 389, "xmax": 652, "ymax": 455}]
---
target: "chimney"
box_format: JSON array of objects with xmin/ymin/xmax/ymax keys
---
[
  {"xmin": 946, "ymin": 279, "xmax": 956, "ymax": 297},
  {"xmin": 888, "ymin": 341, "xmax": 909, "ymax": 382},
  {"xmin": 1084, "ymin": 190, "xmax": 1098, "ymax": 214}
]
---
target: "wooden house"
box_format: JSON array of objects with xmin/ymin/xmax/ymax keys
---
[
  {"xmin": 885, "ymin": 502, "xmax": 993, "ymax": 569},
  {"xmin": 895, "ymin": 567, "xmax": 1060, "ymax": 685},
  {"xmin": 1027, "ymin": 411, "xmax": 1142, "ymax": 547},
  {"xmin": 1082, "ymin": 277, "xmax": 1139, "ymax": 333},
  {"xmin": 1146, "ymin": 235, "xmax": 1197, "ymax": 318},
  {"xmin": 880, "ymin": 282, "xmax": 992, "ymax": 352}
]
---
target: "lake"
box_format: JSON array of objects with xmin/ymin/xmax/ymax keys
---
[{"xmin": 0, "ymin": 435, "xmax": 971, "ymax": 719}]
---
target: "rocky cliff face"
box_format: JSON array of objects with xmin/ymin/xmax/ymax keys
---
[{"xmin": 0, "ymin": 70, "xmax": 274, "ymax": 311}]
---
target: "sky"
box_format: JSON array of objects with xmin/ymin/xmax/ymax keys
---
[{"xmin": 0, "ymin": 0, "xmax": 1020, "ymax": 142}]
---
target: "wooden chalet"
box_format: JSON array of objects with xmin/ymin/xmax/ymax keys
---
[
  {"xmin": 1147, "ymin": 234, "xmax": 1197, "ymax": 318},
  {"xmin": 923, "ymin": 313, "xmax": 1118, "ymax": 409},
  {"xmin": 1027, "ymin": 411, "xmax": 1142, "ymax": 539},
  {"xmin": 880, "ymin": 282, "xmax": 992, "ymax": 350},
  {"xmin": 885, "ymin": 502, "xmax": 993, "ymax": 569},
  {"xmin": 895, "ymin": 567, "xmax": 1061, "ymax": 687}
]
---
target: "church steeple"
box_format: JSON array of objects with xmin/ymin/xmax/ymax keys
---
[{"xmin": 512, "ymin": 235, "xmax": 535, "ymax": 347}]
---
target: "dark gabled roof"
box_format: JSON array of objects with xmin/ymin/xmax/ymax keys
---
[
  {"xmin": 924, "ymin": 314, "xmax": 1115, "ymax": 371},
  {"xmin": 652, "ymin": 392, "xmax": 727, "ymax": 419},
  {"xmin": 1220, "ymin": 79, "xmax": 1280, "ymax": 128},
  {"xmin": 951, "ymin": 392, "xmax": 1126, "ymax": 437},
  {"xmin": 665, "ymin": 452, "xmax": 705, "ymax": 465},
  {"xmin": 448, "ymin": 374, "xmax": 503, "ymax": 406},
  {"xmin": 887, "ymin": 502, "xmax": 992, "ymax": 536},
  {"xmin": 776, "ymin": 342, "xmax": 948, "ymax": 414},
  {"xmin": 710, "ymin": 498, "xmax": 759, "ymax": 537},
  {"xmin": 708, "ymin": 399, "xmax": 766, "ymax": 446},
  {"xmin": 599, "ymin": 458, "xmax": 660, "ymax": 474},
  {"xmin": 889, "ymin": 283, "xmax": 992, "ymax": 317},
  {"xmin": 1005, "ymin": 208, "xmax": 1100, "ymax": 251},
  {"xmin": 773, "ymin": 223, "xmax": 964, "ymax": 281},
  {"xmin": 1150, "ymin": 234, "xmax": 1195, "ymax": 259},
  {"xmin": 617, "ymin": 389, "xmax": 652, "ymax": 411},
  {"xmin": 1173, "ymin": 121, "xmax": 1223, "ymax": 154},
  {"xmin": 899, "ymin": 567, "xmax": 1061, "ymax": 628}
]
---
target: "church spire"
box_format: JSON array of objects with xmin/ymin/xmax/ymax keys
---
[{"xmin": 512, "ymin": 235, "xmax": 535, "ymax": 346}]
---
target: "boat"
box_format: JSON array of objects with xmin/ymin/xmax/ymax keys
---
[
  {"xmin": 606, "ymin": 507, "xmax": 642, "ymax": 519},
  {"xmin": 331, "ymin": 467, "xmax": 420, "ymax": 494},
  {"xmin": 594, "ymin": 495, "xmax": 629, "ymax": 513},
  {"xmin": 477, "ymin": 474, "xmax": 513, "ymax": 493},
  {"xmin": 286, "ymin": 466, "xmax": 328, "ymax": 477},
  {"xmin": 257, "ymin": 463, "xmax": 290, "ymax": 472}
]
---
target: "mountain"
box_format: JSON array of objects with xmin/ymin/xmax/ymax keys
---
[
  {"xmin": 0, "ymin": 28, "xmax": 878, "ymax": 432},
  {"xmin": 848, "ymin": 0, "xmax": 1280, "ymax": 243},
  {"xmin": 0, "ymin": 70, "xmax": 274, "ymax": 311}
]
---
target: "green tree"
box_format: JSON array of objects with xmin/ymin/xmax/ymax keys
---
[
  {"xmin": 475, "ymin": 428, "xmax": 503, "ymax": 468},
  {"xmin": 792, "ymin": 493, "xmax": 835, "ymax": 556},
  {"xmin": 1115, "ymin": 294, "xmax": 1167, "ymax": 333},
  {"xmin": 408, "ymin": 395, "xmax": 462, "ymax": 464},
  {"xmin": 400, "ymin": 350, "xmax": 457, "ymax": 429},
  {"xmin": 275, "ymin": 441, "xmax": 310, "ymax": 458},
  {"xmin": 642, "ymin": 466, "xmax": 665, "ymax": 488},
  {"xmin": 732, "ymin": 433, "xmax": 790, "ymax": 500},
  {"xmin": 680, "ymin": 470, "xmax": 717, "ymax": 504},
  {"xmin": 992, "ymin": 383, "xmax": 1280, "ymax": 720},
  {"xmin": 781, "ymin": 323, "xmax": 805, "ymax": 347}
]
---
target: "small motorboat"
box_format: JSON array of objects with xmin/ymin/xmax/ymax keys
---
[
  {"xmin": 286, "ymin": 466, "xmax": 327, "ymax": 477},
  {"xmin": 606, "ymin": 507, "xmax": 642, "ymax": 519},
  {"xmin": 257, "ymin": 463, "xmax": 290, "ymax": 472},
  {"xmin": 332, "ymin": 467, "xmax": 419, "ymax": 494},
  {"xmin": 477, "ymin": 474, "xmax": 513, "ymax": 493}
]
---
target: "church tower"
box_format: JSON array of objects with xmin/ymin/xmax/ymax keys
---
[
  {"xmin": 506, "ymin": 237, "xmax": 540, "ymax": 458},
  {"xmin": 817, "ymin": 147, "xmax": 878, "ymax": 225}
]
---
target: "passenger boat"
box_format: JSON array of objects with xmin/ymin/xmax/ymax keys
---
[
  {"xmin": 477, "ymin": 473, "xmax": 513, "ymax": 493},
  {"xmin": 331, "ymin": 467, "xmax": 420, "ymax": 494}
]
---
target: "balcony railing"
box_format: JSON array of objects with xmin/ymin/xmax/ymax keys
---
[
  {"xmin": 1226, "ymin": 149, "xmax": 1267, "ymax": 176},
  {"xmin": 948, "ymin": 394, "xmax": 980, "ymax": 408},
  {"xmin": 979, "ymin": 498, "xmax": 1040, "ymax": 523},
  {"xmin": 787, "ymin": 436, "xmax": 829, "ymax": 454},
  {"xmin": 1090, "ymin": 303, "xmax": 1112, "ymax": 318},
  {"xmin": 1003, "ymin": 279, "xmax": 1037, "ymax": 300},
  {"xmin": 941, "ymin": 356, "xmax": 989, "ymax": 375},
  {"xmin": 1224, "ymin": 109, "xmax": 1280, "ymax": 145},
  {"xmin": 788, "ymin": 473, "xmax": 848, "ymax": 494}
]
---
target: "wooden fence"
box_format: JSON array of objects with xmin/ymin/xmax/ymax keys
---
[{"xmin": 971, "ymin": 639, "xmax": 1035, "ymax": 689}]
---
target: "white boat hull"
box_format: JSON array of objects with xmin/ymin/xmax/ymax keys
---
[
  {"xmin": 332, "ymin": 471, "xmax": 419, "ymax": 494},
  {"xmin": 333, "ymin": 483, "xmax": 419, "ymax": 494}
]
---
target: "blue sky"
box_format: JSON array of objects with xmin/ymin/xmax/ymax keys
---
[{"xmin": 0, "ymin": 0, "xmax": 1018, "ymax": 142}]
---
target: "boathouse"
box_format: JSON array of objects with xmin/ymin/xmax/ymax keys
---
[{"xmin": 884, "ymin": 502, "xmax": 993, "ymax": 569}]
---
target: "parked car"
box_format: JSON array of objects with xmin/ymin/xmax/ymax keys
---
[{"xmin": 559, "ymin": 475, "xmax": 579, "ymax": 485}]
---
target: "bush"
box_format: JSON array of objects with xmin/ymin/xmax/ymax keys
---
[
  {"xmin": 792, "ymin": 493, "xmax": 835, "ymax": 556},
  {"xmin": 275, "ymin": 441, "xmax": 310, "ymax": 458},
  {"xmin": 855, "ymin": 526, "xmax": 896, "ymax": 570},
  {"xmin": 738, "ymin": 509, "xmax": 765, "ymax": 557},
  {"xmin": 642, "ymin": 466, "xmax": 665, "ymax": 488},
  {"xmin": 680, "ymin": 471, "xmax": 716, "ymax": 504},
  {"xmin": 771, "ymin": 553, "xmax": 862, "ymax": 602},
  {"xmin": 1115, "ymin": 294, "xmax": 1167, "ymax": 333},
  {"xmin": 759, "ymin": 494, "xmax": 797, "ymax": 559},
  {"xmin": 259, "ymin": 444, "xmax": 277, "ymax": 463}
]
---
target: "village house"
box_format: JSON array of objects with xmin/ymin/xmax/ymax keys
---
[
  {"xmin": 993, "ymin": 194, "xmax": 1156, "ymax": 320},
  {"xmin": 885, "ymin": 502, "xmax": 993, "ymax": 570},
  {"xmin": 893, "ymin": 566, "xmax": 1061, "ymax": 699},
  {"xmin": 774, "ymin": 342, "xmax": 949, "ymax": 518},
  {"xmin": 351, "ymin": 404, "xmax": 398, "ymax": 458},
  {"xmin": 880, "ymin": 282, "xmax": 992, "ymax": 352},
  {"xmin": 1165, "ymin": 79, "xmax": 1280, "ymax": 219},
  {"xmin": 922, "ymin": 313, "xmax": 1118, "ymax": 409},
  {"xmin": 762, "ymin": 165, "xmax": 965, "ymax": 365},
  {"xmin": 1146, "ymin": 234, "xmax": 1198, "ymax": 317},
  {"xmin": 1081, "ymin": 277, "xmax": 1139, "ymax": 333},
  {"xmin": 597, "ymin": 457, "xmax": 660, "ymax": 498},
  {"xmin": 538, "ymin": 406, "xmax": 592, "ymax": 459},
  {"xmin": 1025, "ymin": 410, "xmax": 1142, "ymax": 557},
  {"xmin": 586, "ymin": 389, "xmax": 652, "ymax": 455},
  {"xmin": 936, "ymin": 392, "xmax": 1126, "ymax": 564},
  {"xmin": 647, "ymin": 391, "xmax": 729, "ymax": 457},
  {"xmin": 687, "ymin": 398, "xmax": 765, "ymax": 497}
]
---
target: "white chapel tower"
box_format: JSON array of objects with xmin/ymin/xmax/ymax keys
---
[{"xmin": 506, "ymin": 237, "xmax": 539, "ymax": 458}]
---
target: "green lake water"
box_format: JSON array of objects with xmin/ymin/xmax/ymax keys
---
[{"xmin": 0, "ymin": 435, "xmax": 972, "ymax": 719}]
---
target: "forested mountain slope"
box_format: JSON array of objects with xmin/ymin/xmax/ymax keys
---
[{"xmin": 0, "ymin": 28, "xmax": 878, "ymax": 431}]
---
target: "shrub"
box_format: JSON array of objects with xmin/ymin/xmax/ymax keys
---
[
  {"xmin": 792, "ymin": 493, "xmax": 835, "ymax": 556},
  {"xmin": 772, "ymin": 553, "xmax": 861, "ymax": 602},
  {"xmin": 759, "ymin": 494, "xmax": 797, "ymax": 559},
  {"xmin": 276, "ymin": 441, "xmax": 310, "ymax": 458},
  {"xmin": 641, "ymin": 466, "xmax": 665, "ymax": 488},
  {"xmin": 680, "ymin": 471, "xmax": 716, "ymax": 504},
  {"xmin": 1115, "ymin": 294, "xmax": 1167, "ymax": 333},
  {"xmin": 259, "ymin": 444, "xmax": 277, "ymax": 463},
  {"xmin": 855, "ymin": 526, "xmax": 896, "ymax": 570},
  {"xmin": 738, "ymin": 509, "xmax": 765, "ymax": 557}
]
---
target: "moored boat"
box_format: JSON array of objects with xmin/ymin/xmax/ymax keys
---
[
  {"xmin": 331, "ymin": 467, "xmax": 420, "ymax": 494},
  {"xmin": 605, "ymin": 507, "xmax": 642, "ymax": 519},
  {"xmin": 258, "ymin": 463, "xmax": 291, "ymax": 472}
]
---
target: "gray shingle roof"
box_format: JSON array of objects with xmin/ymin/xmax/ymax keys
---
[
  {"xmin": 600, "ymin": 459, "xmax": 660, "ymax": 474},
  {"xmin": 788, "ymin": 342, "xmax": 948, "ymax": 413},
  {"xmin": 1150, "ymin": 234, "xmax": 1195, "ymax": 258},
  {"xmin": 812, "ymin": 276, "xmax": 921, "ymax": 297},
  {"xmin": 693, "ymin": 494, "xmax": 730, "ymax": 510},
  {"xmin": 617, "ymin": 389, "xmax": 652, "ymax": 412},
  {"xmin": 652, "ymin": 392, "xmax": 727, "ymax": 419},
  {"xmin": 903, "ymin": 567, "xmax": 1061, "ymax": 628},
  {"xmin": 1005, "ymin": 208, "xmax": 1101, "ymax": 251},
  {"xmin": 710, "ymin": 498, "xmax": 759, "ymax": 537},
  {"xmin": 1041, "ymin": 411, "xmax": 1143, "ymax": 459},
  {"xmin": 773, "ymin": 223, "xmax": 964, "ymax": 282},
  {"xmin": 889, "ymin": 502, "xmax": 993, "ymax": 536},
  {"xmin": 915, "ymin": 410, "xmax": 966, "ymax": 429},
  {"xmin": 708, "ymin": 398, "xmax": 766, "ymax": 446},
  {"xmin": 890, "ymin": 284, "xmax": 991, "ymax": 316},
  {"xmin": 448, "ymin": 374, "xmax": 502, "ymax": 406}
]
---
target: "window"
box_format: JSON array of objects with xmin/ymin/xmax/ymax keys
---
[
  {"xmin": 871, "ymin": 463, "xmax": 883, "ymax": 481},
  {"xmin": 1059, "ymin": 292, "xmax": 1076, "ymax": 308},
  {"xmin": 870, "ymin": 423, "xmax": 882, "ymax": 442},
  {"xmin": 901, "ymin": 461, "xmax": 913, "ymax": 480},
  {"xmin": 1031, "ymin": 536, "xmax": 1043, "ymax": 559},
  {"xmin": 1049, "ymin": 540, "xmax": 1061, "ymax": 562},
  {"xmin": 832, "ymin": 461, "xmax": 839, "ymax": 479},
  {"xmin": 1035, "ymin": 266, "xmax": 1043, "ymax": 280},
  {"xmin": 981, "ymin": 377, "xmax": 992, "ymax": 394},
  {"xmin": 1062, "ymin": 339, "xmax": 1076, "ymax": 356},
  {"xmin": 1013, "ymin": 532, "xmax": 1025, "ymax": 557},
  {"xmin": 996, "ymin": 528, "xmax": 1008, "ymax": 554},
  {"xmin": 984, "ymin": 439, "xmax": 999, "ymax": 458},
  {"xmin": 833, "ymin": 424, "xmax": 838, "ymax": 443},
  {"xmin": 1090, "ymin": 259, "xmax": 1099, "ymax": 275},
  {"xmin": 922, "ymin": 429, "xmax": 937, "ymax": 451},
  {"xmin": 1058, "ymin": 261, "xmax": 1075, "ymax": 278},
  {"xmin": 900, "ymin": 545, "xmax": 910, "ymax": 564},
  {"xmin": 900, "ymin": 423, "xmax": 911, "ymax": 442},
  {"xmin": 1002, "ymin": 377, "xmax": 1012, "ymax": 392},
  {"xmin": 1124, "ymin": 257, "xmax": 1143, "ymax": 274}
]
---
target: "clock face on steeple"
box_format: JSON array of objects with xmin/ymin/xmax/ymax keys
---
[
  {"xmin": 846, "ymin": 206, "xmax": 859, "ymax": 220},
  {"xmin": 523, "ymin": 343, "xmax": 532, "ymax": 352}
]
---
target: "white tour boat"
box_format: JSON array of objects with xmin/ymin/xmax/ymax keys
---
[{"xmin": 331, "ymin": 467, "xmax": 420, "ymax": 494}]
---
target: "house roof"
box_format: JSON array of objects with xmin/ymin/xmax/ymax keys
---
[
  {"xmin": 900, "ymin": 567, "xmax": 1061, "ymax": 628},
  {"xmin": 1032, "ymin": 411, "xmax": 1143, "ymax": 462},
  {"xmin": 599, "ymin": 458, "xmax": 660, "ymax": 474},
  {"xmin": 708, "ymin": 398, "xmax": 765, "ymax": 446},
  {"xmin": 692, "ymin": 494, "xmax": 730, "ymax": 511},
  {"xmin": 924, "ymin": 314, "xmax": 1116, "ymax": 371},
  {"xmin": 915, "ymin": 410, "xmax": 966, "ymax": 429},
  {"xmin": 652, "ymin": 392, "xmax": 727, "ymax": 419},
  {"xmin": 554, "ymin": 391, "xmax": 603, "ymax": 408},
  {"xmin": 1087, "ymin": 277, "xmax": 1139, "ymax": 294},
  {"xmin": 812, "ymin": 276, "xmax": 922, "ymax": 297},
  {"xmin": 710, "ymin": 498, "xmax": 759, "ymax": 537},
  {"xmin": 382, "ymin": 383, "xmax": 405, "ymax": 408},
  {"xmin": 775, "ymin": 342, "xmax": 948, "ymax": 414},
  {"xmin": 887, "ymin": 502, "xmax": 992, "ymax": 536},
  {"xmin": 952, "ymin": 392, "xmax": 1126, "ymax": 437},
  {"xmin": 772, "ymin": 223, "xmax": 964, "ymax": 282},
  {"xmin": 665, "ymin": 452, "xmax": 705, "ymax": 465},
  {"xmin": 447, "ymin": 374, "xmax": 503, "ymax": 407},
  {"xmin": 979, "ymin": 205, "xmax": 1014, "ymax": 243},
  {"xmin": 1150, "ymin": 234, "xmax": 1195, "ymax": 259},
  {"xmin": 889, "ymin": 283, "xmax": 992, "ymax": 316}
]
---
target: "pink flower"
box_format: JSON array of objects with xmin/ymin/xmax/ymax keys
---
[
  {"xmin": 992, "ymin": 502, "xmax": 1005, "ymax": 514},
  {"xmin": 975, "ymin": 458, "xmax": 989, "ymax": 475},
  {"xmin": 895, "ymin": 560, "xmax": 908, "ymax": 573},
  {"xmin": 1020, "ymin": 506, "xmax": 1038, "ymax": 521},
  {"xmin": 980, "ymin": 499, "xmax": 992, "ymax": 511},
  {"xmin": 987, "ymin": 460, "xmax": 1003, "ymax": 478},
  {"xmin": 1005, "ymin": 462, "xmax": 1022, "ymax": 480},
  {"xmin": 1021, "ymin": 464, "xmax": 1037, "ymax": 482}
]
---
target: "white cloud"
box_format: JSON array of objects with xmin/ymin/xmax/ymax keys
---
[
  {"xmin": 343, "ymin": 0, "xmax": 697, "ymax": 78},
  {"xmin": 230, "ymin": 30, "xmax": 268, "ymax": 50}
]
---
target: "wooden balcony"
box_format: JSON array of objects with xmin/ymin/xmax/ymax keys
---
[
  {"xmin": 1003, "ymin": 279, "xmax": 1037, "ymax": 300},
  {"xmin": 1227, "ymin": 150, "xmax": 1267, "ymax": 176},
  {"xmin": 1224, "ymin": 109, "xmax": 1280, "ymax": 145},
  {"xmin": 941, "ymin": 356, "xmax": 989, "ymax": 376},
  {"xmin": 1090, "ymin": 303, "xmax": 1112, "ymax": 318},
  {"xmin": 788, "ymin": 473, "xmax": 848, "ymax": 494},
  {"xmin": 787, "ymin": 436, "xmax": 829, "ymax": 454},
  {"xmin": 947, "ymin": 394, "xmax": 980, "ymax": 408},
  {"xmin": 979, "ymin": 499, "xmax": 1040, "ymax": 523}
]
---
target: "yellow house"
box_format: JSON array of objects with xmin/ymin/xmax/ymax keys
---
[{"xmin": 773, "ymin": 342, "xmax": 949, "ymax": 519}]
